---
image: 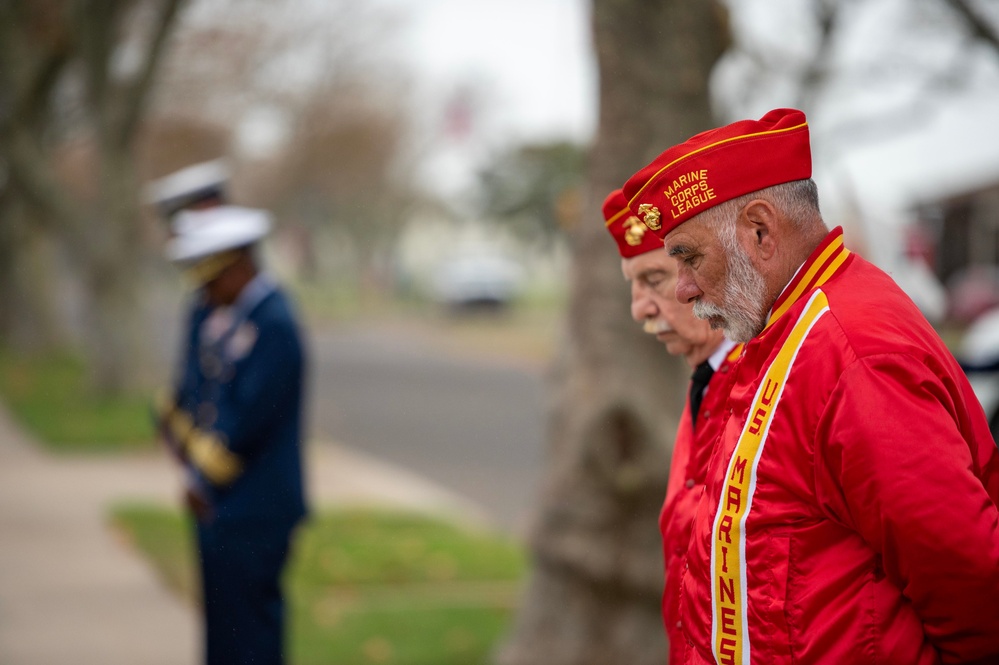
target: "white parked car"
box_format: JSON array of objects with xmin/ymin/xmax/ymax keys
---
[{"xmin": 430, "ymin": 254, "xmax": 525, "ymax": 310}]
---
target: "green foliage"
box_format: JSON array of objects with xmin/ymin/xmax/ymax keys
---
[
  {"xmin": 478, "ymin": 140, "xmax": 588, "ymax": 243},
  {"xmin": 0, "ymin": 349, "xmax": 155, "ymax": 453},
  {"xmin": 111, "ymin": 505, "xmax": 527, "ymax": 665}
]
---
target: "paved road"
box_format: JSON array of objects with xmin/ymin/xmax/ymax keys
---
[{"xmin": 307, "ymin": 324, "xmax": 548, "ymax": 535}]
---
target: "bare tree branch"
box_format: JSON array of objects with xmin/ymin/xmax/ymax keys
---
[
  {"xmin": 943, "ymin": 0, "xmax": 999, "ymax": 53},
  {"xmin": 818, "ymin": 29, "xmax": 981, "ymax": 155},
  {"xmin": 0, "ymin": 0, "xmax": 189, "ymax": 389},
  {"xmin": 117, "ymin": 0, "xmax": 186, "ymax": 146},
  {"xmin": 0, "ymin": 3, "xmax": 70, "ymax": 127},
  {"xmin": 20, "ymin": 44, "xmax": 72, "ymax": 135},
  {"xmin": 796, "ymin": 0, "xmax": 845, "ymax": 110},
  {"xmin": 74, "ymin": 0, "xmax": 118, "ymax": 123},
  {"xmin": 0, "ymin": 2, "xmax": 76, "ymax": 227}
]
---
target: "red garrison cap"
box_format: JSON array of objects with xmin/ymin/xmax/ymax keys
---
[
  {"xmin": 603, "ymin": 189, "xmax": 665, "ymax": 258},
  {"xmin": 622, "ymin": 108, "xmax": 811, "ymax": 238}
]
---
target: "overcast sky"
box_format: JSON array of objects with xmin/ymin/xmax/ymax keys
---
[
  {"xmin": 378, "ymin": 0, "xmax": 597, "ymax": 142},
  {"xmin": 365, "ymin": 0, "xmax": 595, "ymax": 199}
]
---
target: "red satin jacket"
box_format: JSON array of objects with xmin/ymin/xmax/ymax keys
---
[
  {"xmin": 661, "ymin": 344, "xmax": 740, "ymax": 664},
  {"xmin": 677, "ymin": 228, "xmax": 999, "ymax": 665}
]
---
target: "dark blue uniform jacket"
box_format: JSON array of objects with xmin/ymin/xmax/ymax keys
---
[{"xmin": 175, "ymin": 277, "xmax": 307, "ymax": 524}]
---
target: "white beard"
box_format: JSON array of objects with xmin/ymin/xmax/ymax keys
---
[{"xmin": 693, "ymin": 237, "xmax": 768, "ymax": 343}]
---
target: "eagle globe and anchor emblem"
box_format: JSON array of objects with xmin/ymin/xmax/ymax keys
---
[
  {"xmin": 622, "ymin": 215, "xmax": 648, "ymax": 246},
  {"xmin": 638, "ymin": 203, "xmax": 661, "ymax": 231}
]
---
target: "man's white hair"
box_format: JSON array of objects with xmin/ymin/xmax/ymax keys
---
[
  {"xmin": 688, "ymin": 179, "xmax": 824, "ymax": 342},
  {"xmin": 700, "ymin": 179, "xmax": 821, "ymax": 230}
]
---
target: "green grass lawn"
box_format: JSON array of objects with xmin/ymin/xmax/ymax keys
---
[
  {"xmin": 111, "ymin": 505, "xmax": 527, "ymax": 665},
  {"xmin": 0, "ymin": 349, "xmax": 155, "ymax": 453}
]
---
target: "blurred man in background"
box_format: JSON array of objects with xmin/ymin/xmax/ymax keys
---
[
  {"xmin": 150, "ymin": 164, "xmax": 308, "ymax": 665},
  {"xmin": 623, "ymin": 108, "xmax": 999, "ymax": 664},
  {"xmin": 603, "ymin": 189, "xmax": 736, "ymax": 664}
]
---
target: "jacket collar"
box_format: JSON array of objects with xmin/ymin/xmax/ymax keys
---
[{"xmin": 762, "ymin": 226, "xmax": 852, "ymax": 334}]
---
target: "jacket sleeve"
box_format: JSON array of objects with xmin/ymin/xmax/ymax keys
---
[
  {"xmin": 152, "ymin": 300, "xmax": 224, "ymax": 479},
  {"xmin": 814, "ymin": 352, "xmax": 999, "ymax": 663}
]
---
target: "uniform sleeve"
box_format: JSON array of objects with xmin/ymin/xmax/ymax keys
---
[
  {"xmin": 214, "ymin": 315, "xmax": 303, "ymax": 460},
  {"xmin": 814, "ymin": 353, "xmax": 999, "ymax": 663}
]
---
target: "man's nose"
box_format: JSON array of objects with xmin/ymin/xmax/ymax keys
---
[
  {"xmin": 675, "ymin": 272, "xmax": 701, "ymax": 305},
  {"xmin": 630, "ymin": 284, "xmax": 654, "ymax": 322}
]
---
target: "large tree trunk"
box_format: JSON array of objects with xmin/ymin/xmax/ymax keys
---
[
  {"xmin": 81, "ymin": 145, "xmax": 146, "ymax": 390},
  {"xmin": 0, "ymin": 0, "xmax": 185, "ymax": 394},
  {"xmin": 496, "ymin": 2, "xmax": 728, "ymax": 664},
  {"xmin": 0, "ymin": 198, "xmax": 64, "ymax": 351}
]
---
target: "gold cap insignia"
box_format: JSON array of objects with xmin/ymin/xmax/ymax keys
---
[
  {"xmin": 638, "ymin": 203, "xmax": 661, "ymax": 231},
  {"xmin": 622, "ymin": 216, "xmax": 646, "ymax": 246}
]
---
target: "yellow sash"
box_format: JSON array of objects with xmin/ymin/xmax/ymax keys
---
[{"xmin": 711, "ymin": 289, "xmax": 830, "ymax": 665}]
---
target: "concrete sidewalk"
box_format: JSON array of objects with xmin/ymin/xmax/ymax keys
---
[{"xmin": 0, "ymin": 405, "xmax": 489, "ymax": 665}]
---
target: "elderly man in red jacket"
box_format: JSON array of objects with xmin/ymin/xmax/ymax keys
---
[
  {"xmin": 603, "ymin": 189, "xmax": 738, "ymax": 665},
  {"xmin": 622, "ymin": 108, "xmax": 999, "ymax": 665}
]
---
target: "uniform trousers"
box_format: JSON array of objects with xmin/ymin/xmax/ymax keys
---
[{"xmin": 195, "ymin": 518, "xmax": 294, "ymax": 665}]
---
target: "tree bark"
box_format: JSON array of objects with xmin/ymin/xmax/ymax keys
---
[
  {"xmin": 0, "ymin": 197, "xmax": 64, "ymax": 351},
  {"xmin": 495, "ymin": 1, "xmax": 728, "ymax": 664},
  {"xmin": 81, "ymin": 143, "xmax": 144, "ymax": 390},
  {"xmin": 0, "ymin": 0, "xmax": 185, "ymax": 392}
]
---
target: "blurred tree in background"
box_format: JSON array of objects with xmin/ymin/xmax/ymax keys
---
[
  {"xmin": 0, "ymin": 0, "xmax": 416, "ymax": 393},
  {"xmin": 0, "ymin": 0, "xmax": 185, "ymax": 393},
  {"xmin": 148, "ymin": 0, "xmax": 416, "ymax": 295},
  {"xmin": 477, "ymin": 141, "xmax": 588, "ymax": 245},
  {"xmin": 496, "ymin": 0, "xmax": 729, "ymax": 663},
  {"xmin": 717, "ymin": 0, "xmax": 999, "ymax": 140},
  {"xmin": 243, "ymin": 78, "xmax": 412, "ymax": 291}
]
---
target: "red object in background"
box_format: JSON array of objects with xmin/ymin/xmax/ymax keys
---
[
  {"xmin": 947, "ymin": 265, "xmax": 999, "ymax": 325},
  {"xmin": 442, "ymin": 90, "xmax": 474, "ymax": 142},
  {"xmin": 904, "ymin": 223, "xmax": 936, "ymax": 270}
]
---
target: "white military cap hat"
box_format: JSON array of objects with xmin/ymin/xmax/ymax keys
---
[
  {"xmin": 166, "ymin": 205, "xmax": 272, "ymax": 264},
  {"xmin": 145, "ymin": 159, "xmax": 230, "ymax": 217}
]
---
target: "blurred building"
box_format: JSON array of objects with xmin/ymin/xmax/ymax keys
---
[{"xmin": 823, "ymin": 97, "xmax": 999, "ymax": 328}]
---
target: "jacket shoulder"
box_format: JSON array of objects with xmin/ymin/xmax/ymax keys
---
[
  {"xmin": 820, "ymin": 256, "xmax": 946, "ymax": 361},
  {"xmin": 250, "ymin": 288, "xmax": 300, "ymax": 328}
]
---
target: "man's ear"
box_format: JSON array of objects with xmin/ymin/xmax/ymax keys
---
[{"xmin": 736, "ymin": 199, "xmax": 778, "ymax": 261}]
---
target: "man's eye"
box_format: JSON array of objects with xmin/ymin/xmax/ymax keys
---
[{"xmin": 645, "ymin": 273, "xmax": 670, "ymax": 289}]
